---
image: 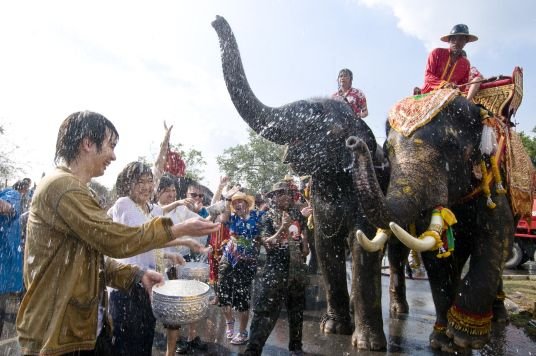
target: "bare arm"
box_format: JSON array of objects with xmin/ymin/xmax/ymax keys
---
[
  {"xmin": 211, "ymin": 176, "xmax": 229, "ymax": 204},
  {"xmin": 153, "ymin": 122, "xmax": 173, "ymax": 189}
]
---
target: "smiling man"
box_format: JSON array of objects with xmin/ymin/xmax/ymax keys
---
[
  {"xmin": 16, "ymin": 111, "xmax": 219, "ymax": 356},
  {"xmin": 420, "ymin": 24, "xmax": 479, "ymax": 100}
]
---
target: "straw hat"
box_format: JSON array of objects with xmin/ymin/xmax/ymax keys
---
[
  {"xmin": 230, "ymin": 191, "xmax": 255, "ymax": 211},
  {"xmin": 440, "ymin": 24, "xmax": 478, "ymax": 43}
]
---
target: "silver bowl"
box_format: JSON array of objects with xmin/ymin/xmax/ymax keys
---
[
  {"xmin": 152, "ymin": 279, "xmax": 210, "ymax": 326},
  {"xmin": 177, "ymin": 262, "xmax": 210, "ymax": 282}
]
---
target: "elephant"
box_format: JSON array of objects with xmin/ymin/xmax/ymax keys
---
[
  {"xmin": 346, "ymin": 94, "xmax": 514, "ymax": 351},
  {"xmin": 211, "ymin": 15, "xmax": 410, "ymax": 350}
]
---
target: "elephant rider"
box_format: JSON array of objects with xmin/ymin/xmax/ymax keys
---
[
  {"xmin": 418, "ymin": 24, "xmax": 481, "ymax": 101},
  {"xmin": 332, "ymin": 68, "xmax": 369, "ymax": 119}
]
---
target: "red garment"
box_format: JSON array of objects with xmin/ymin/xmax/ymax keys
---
[
  {"xmin": 208, "ymin": 223, "xmax": 230, "ymax": 283},
  {"xmin": 332, "ymin": 87, "xmax": 367, "ymax": 118},
  {"xmin": 421, "ymin": 48, "xmax": 470, "ymax": 94}
]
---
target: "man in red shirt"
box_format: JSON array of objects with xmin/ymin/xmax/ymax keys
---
[
  {"xmin": 332, "ymin": 68, "xmax": 368, "ymax": 119},
  {"xmin": 420, "ymin": 24, "xmax": 480, "ymax": 101}
]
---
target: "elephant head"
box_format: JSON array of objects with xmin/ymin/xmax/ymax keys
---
[
  {"xmin": 347, "ymin": 96, "xmax": 483, "ymax": 249},
  {"xmin": 212, "ymin": 15, "xmax": 377, "ymax": 177}
]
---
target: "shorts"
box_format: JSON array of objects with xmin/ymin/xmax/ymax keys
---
[{"xmin": 217, "ymin": 258, "xmax": 256, "ymax": 312}]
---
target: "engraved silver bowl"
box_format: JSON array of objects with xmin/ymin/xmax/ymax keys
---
[
  {"xmin": 177, "ymin": 262, "xmax": 210, "ymax": 282},
  {"xmin": 152, "ymin": 279, "xmax": 210, "ymax": 326}
]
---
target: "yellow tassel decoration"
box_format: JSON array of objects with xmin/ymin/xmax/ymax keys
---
[
  {"xmin": 480, "ymin": 160, "xmax": 496, "ymax": 209},
  {"xmin": 491, "ymin": 155, "xmax": 506, "ymax": 194}
]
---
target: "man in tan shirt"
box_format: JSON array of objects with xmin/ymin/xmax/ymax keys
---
[{"xmin": 16, "ymin": 111, "xmax": 219, "ymax": 355}]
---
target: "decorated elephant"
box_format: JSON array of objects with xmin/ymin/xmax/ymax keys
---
[
  {"xmin": 211, "ymin": 15, "xmax": 409, "ymax": 350},
  {"xmin": 346, "ymin": 90, "xmax": 516, "ymax": 351}
]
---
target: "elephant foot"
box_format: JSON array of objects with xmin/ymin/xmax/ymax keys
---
[
  {"xmin": 389, "ymin": 298, "xmax": 409, "ymax": 318},
  {"xmin": 492, "ymin": 300, "xmax": 509, "ymax": 323},
  {"xmin": 429, "ymin": 329, "xmax": 469, "ymax": 354},
  {"xmin": 351, "ymin": 328, "xmax": 386, "ymax": 350},
  {"xmin": 320, "ymin": 314, "xmax": 352, "ymax": 335},
  {"xmin": 445, "ymin": 326, "xmax": 489, "ymax": 350}
]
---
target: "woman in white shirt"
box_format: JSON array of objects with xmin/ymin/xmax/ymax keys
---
[{"xmin": 108, "ymin": 162, "xmax": 202, "ymax": 355}]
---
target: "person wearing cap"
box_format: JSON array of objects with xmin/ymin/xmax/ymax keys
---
[
  {"xmin": 217, "ymin": 191, "xmax": 264, "ymax": 345},
  {"xmin": 244, "ymin": 180, "xmax": 310, "ymax": 356},
  {"xmin": 332, "ymin": 68, "xmax": 368, "ymax": 119},
  {"xmin": 420, "ymin": 24, "xmax": 480, "ymax": 101}
]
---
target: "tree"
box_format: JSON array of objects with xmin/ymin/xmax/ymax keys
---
[
  {"xmin": 518, "ymin": 126, "xmax": 536, "ymax": 166},
  {"xmin": 169, "ymin": 143, "xmax": 206, "ymax": 182},
  {"xmin": 0, "ymin": 125, "xmax": 21, "ymax": 184},
  {"xmin": 216, "ymin": 129, "xmax": 290, "ymax": 193}
]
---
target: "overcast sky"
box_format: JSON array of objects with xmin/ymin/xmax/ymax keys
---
[{"xmin": 1, "ymin": 0, "xmax": 535, "ymax": 189}]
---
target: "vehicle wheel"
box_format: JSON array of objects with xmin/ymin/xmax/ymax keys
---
[{"xmin": 505, "ymin": 242, "xmax": 523, "ymax": 269}]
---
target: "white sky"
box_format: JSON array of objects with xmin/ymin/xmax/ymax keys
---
[{"xmin": 1, "ymin": 0, "xmax": 535, "ymax": 190}]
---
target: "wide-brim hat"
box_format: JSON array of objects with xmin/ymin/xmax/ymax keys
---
[
  {"xmin": 230, "ymin": 192, "xmax": 255, "ymax": 211},
  {"xmin": 265, "ymin": 180, "xmax": 298, "ymax": 198},
  {"xmin": 440, "ymin": 24, "xmax": 478, "ymax": 43}
]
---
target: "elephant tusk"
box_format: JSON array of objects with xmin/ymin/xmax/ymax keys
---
[
  {"xmin": 389, "ymin": 222, "xmax": 439, "ymax": 252},
  {"xmin": 356, "ymin": 229, "xmax": 390, "ymax": 252}
]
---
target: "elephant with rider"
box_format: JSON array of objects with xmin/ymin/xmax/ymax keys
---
[
  {"xmin": 211, "ymin": 15, "xmax": 411, "ymax": 350},
  {"xmin": 347, "ymin": 91, "xmax": 516, "ymax": 351}
]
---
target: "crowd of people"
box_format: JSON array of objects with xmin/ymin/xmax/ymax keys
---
[{"xmin": 0, "ymin": 23, "xmax": 485, "ymax": 356}]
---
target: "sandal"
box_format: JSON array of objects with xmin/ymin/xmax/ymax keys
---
[
  {"xmin": 226, "ymin": 319, "xmax": 235, "ymax": 339},
  {"xmin": 230, "ymin": 330, "xmax": 248, "ymax": 345}
]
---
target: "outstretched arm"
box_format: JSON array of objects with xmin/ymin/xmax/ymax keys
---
[{"xmin": 153, "ymin": 121, "xmax": 173, "ymax": 189}]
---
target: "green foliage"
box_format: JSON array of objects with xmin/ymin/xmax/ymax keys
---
[
  {"xmin": 0, "ymin": 124, "xmax": 21, "ymax": 182},
  {"xmin": 169, "ymin": 143, "xmax": 207, "ymax": 182},
  {"xmin": 518, "ymin": 127, "xmax": 536, "ymax": 166},
  {"xmin": 216, "ymin": 129, "xmax": 290, "ymax": 193},
  {"xmin": 89, "ymin": 180, "xmax": 114, "ymax": 208}
]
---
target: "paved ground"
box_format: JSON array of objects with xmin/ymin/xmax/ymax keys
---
[{"xmin": 2, "ymin": 261, "xmax": 535, "ymax": 355}]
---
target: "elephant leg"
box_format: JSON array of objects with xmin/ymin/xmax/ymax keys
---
[
  {"xmin": 350, "ymin": 235, "xmax": 386, "ymax": 350},
  {"xmin": 446, "ymin": 196, "xmax": 514, "ymax": 349},
  {"xmin": 316, "ymin": 228, "xmax": 352, "ymax": 335},
  {"xmin": 421, "ymin": 250, "xmax": 460, "ymax": 352},
  {"xmin": 387, "ymin": 239, "xmax": 410, "ymax": 317},
  {"xmin": 492, "ymin": 279, "xmax": 509, "ymax": 323}
]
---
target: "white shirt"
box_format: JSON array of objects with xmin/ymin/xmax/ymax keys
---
[
  {"xmin": 163, "ymin": 205, "xmax": 199, "ymax": 257},
  {"xmin": 107, "ymin": 196, "xmax": 164, "ymax": 270}
]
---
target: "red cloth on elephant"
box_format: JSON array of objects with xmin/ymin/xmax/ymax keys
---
[
  {"xmin": 208, "ymin": 223, "xmax": 230, "ymax": 283},
  {"xmin": 421, "ymin": 48, "xmax": 470, "ymax": 94}
]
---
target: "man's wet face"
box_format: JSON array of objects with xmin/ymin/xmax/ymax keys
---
[{"xmin": 449, "ymin": 35, "xmax": 468, "ymax": 56}]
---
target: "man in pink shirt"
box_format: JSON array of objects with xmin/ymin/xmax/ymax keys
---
[{"xmin": 332, "ymin": 68, "xmax": 368, "ymax": 119}]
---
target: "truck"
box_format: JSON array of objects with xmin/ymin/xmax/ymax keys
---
[{"xmin": 505, "ymin": 198, "xmax": 536, "ymax": 269}]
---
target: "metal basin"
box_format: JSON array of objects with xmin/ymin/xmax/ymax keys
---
[
  {"xmin": 152, "ymin": 279, "xmax": 210, "ymax": 326},
  {"xmin": 177, "ymin": 261, "xmax": 210, "ymax": 282}
]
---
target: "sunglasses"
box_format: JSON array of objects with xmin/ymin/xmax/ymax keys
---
[{"xmin": 189, "ymin": 193, "xmax": 205, "ymax": 198}]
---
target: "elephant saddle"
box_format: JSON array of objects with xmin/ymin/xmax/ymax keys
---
[{"xmin": 388, "ymin": 88, "xmax": 459, "ymax": 137}]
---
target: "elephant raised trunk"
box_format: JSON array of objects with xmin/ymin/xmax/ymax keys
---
[{"xmin": 212, "ymin": 15, "xmax": 313, "ymax": 145}]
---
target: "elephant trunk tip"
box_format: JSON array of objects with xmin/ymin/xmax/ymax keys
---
[{"xmin": 345, "ymin": 136, "xmax": 368, "ymax": 154}]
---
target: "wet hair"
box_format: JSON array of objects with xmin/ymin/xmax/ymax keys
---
[
  {"xmin": 157, "ymin": 174, "xmax": 177, "ymax": 195},
  {"xmin": 115, "ymin": 161, "xmax": 153, "ymax": 197},
  {"xmin": 338, "ymin": 68, "xmax": 353, "ymax": 81},
  {"xmin": 55, "ymin": 111, "xmax": 119, "ymax": 165},
  {"xmin": 13, "ymin": 180, "xmax": 30, "ymax": 191}
]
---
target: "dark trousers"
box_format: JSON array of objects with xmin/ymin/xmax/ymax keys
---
[
  {"xmin": 109, "ymin": 284, "xmax": 155, "ymax": 356},
  {"xmin": 246, "ymin": 248, "xmax": 307, "ymax": 354},
  {"xmin": 56, "ymin": 324, "xmax": 114, "ymax": 356}
]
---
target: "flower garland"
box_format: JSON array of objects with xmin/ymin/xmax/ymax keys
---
[{"xmin": 418, "ymin": 206, "xmax": 457, "ymax": 258}]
